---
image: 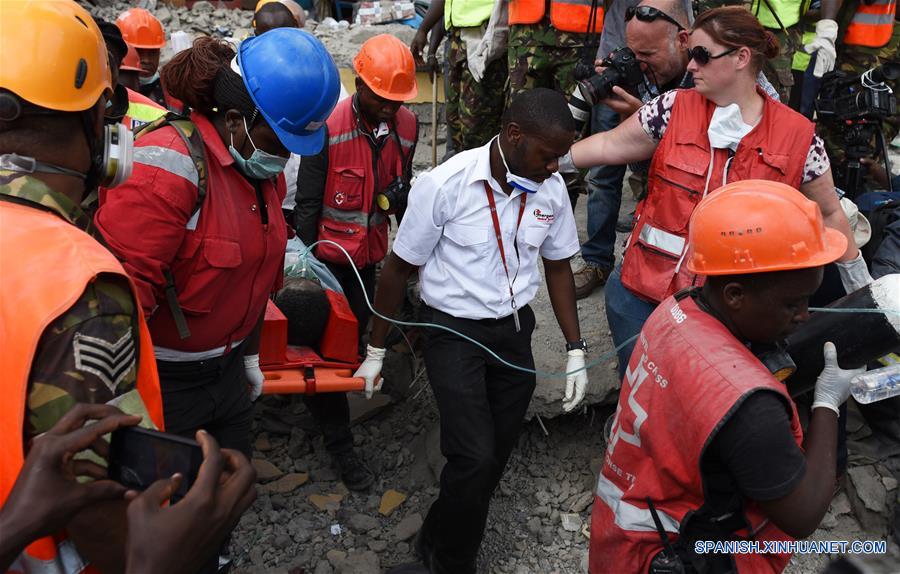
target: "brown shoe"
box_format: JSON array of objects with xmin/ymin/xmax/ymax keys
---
[{"xmin": 574, "ymin": 264, "xmax": 612, "ymax": 300}]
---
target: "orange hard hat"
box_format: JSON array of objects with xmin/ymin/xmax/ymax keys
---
[
  {"xmin": 0, "ymin": 0, "xmax": 111, "ymax": 112},
  {"xmin": 686, "ymin": 180, "xmax": 847, "ymax": 275},
  {"xmin": 255, "ymin": 0, "xmax": 304, "ymax": 26},
  {"xmin": 116, "ymin": 8, "xmax": 165, "ymax": 49},
  {"xmin": 353, "ymin": 34, "xmax": 418, "ymax": 101},
  {"xmin": 120, "ymin": 43, "xmax": 143, "ymax": 72}
]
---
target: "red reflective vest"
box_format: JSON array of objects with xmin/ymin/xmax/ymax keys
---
[
  {"xmin": 844, "ymin": 0, "xmax": 896, "ymax": 47},
  {"xmin": 95, "ymin": 112, "xmax": 287, "ymax": 352},
  {"xmin": 315, "ymin": 97, "xmax": 417, "ymax": 269},
  {"xmin": 621, "ymin": 89, "xmax": 814, "ymax": 304},
  {"xmin": 589, "ymin": 293, "xmax": 803, "ymax": 574},
  {"xmin": 0, "ymin": 200, "xmax": 164, "ymax": 574},
  {"xmin": 508, "ymin": 0, "xmax": 603, "ymax": 33}
]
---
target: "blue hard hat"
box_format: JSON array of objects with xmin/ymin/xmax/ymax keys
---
[{"xmin": 237, "ymin": 28, "xmax": 340, "ymax": 155}]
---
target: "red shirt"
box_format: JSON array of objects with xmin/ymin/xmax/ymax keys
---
[{"xmin": 95, "ymin": 112, "xmax": 287, "ymax": 353}]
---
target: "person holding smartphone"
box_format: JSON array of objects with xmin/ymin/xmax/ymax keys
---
[{"xmin": 0, "ymin": 404, "xmax": 257, "ymax": 574}]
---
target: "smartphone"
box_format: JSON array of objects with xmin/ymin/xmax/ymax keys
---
[{"xmin": 108, "ymin": 427, "xmax": 203, "ymax": 502}]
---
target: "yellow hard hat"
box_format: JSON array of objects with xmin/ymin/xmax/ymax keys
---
[
  {"xmin": 255, "ymin": 0, "xmax": 304, "ymax": 26},
  {"xmin": 0, "ymin": 0, "xmax": 111, "ymax": 112}
]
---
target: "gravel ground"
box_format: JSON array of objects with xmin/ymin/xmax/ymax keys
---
[{"xmin": 231, "ymin": 384, "xmax": 900, "ymax": 574}]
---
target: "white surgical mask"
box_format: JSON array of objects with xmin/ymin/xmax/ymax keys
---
[
  {"xmin": 496, "ymin": 136, "xmax": 542, "ymax": 193},
  {"xmin": 139, "ymin": 71, "xmax": 160, "ymax": 87},
  {"xmin": 707, "ymin": 103, "xmax": 754, "ymax": 152}
]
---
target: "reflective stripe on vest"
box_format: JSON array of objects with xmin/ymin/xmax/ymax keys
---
[
  {"xmin": 509, "ymin": 0, "xmax": 602, "ymax": 33},
  {"xmin": 321, "ymin": 206, "xmax": 388, "ymax": 227},
  {"xmin": 620, "ymin": 89, "xmax": 813, "ymax": 304},
  {"xmin": 595, "ymin": 473, "xmax": 680, "ymax": 534},
  {"xmin": 845, "ymin": 0, "xmax": 896, "ymax": 47},
  {"xmin": 8, "ymin": 539, "xmax": 86, "ymax": 574},
  {"xmin": 316, "ymin": 99, "xmax": 417, "ymax": 268},
  {"xmin": 444, "ymin": 0, "xmax": 494, "ymax": 29},
  {"xmin": 751, "ymin": 0, "xmax": 805, "ymax": 30},
  {"xmin": 588, "ymin": 295, "xmax": 802, "ymax": 573},
  {"xmin": 0, "ymin": 199, "xmax": 164, "ymax": 574},
  {"xmin": 132, "ymin": 146, "xmax": 202, "ymax": 230},
  {"xmin": 638, "ymin": 223, "xmax": 686, "ymax": 258}
]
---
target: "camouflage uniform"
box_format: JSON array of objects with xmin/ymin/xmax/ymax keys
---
[
  {"xmin": 446, "ymin": 27, "xmax": 509, "ymax": 152},
  {"xmin": 508, "ymin": 19, "xmax": 591, "ymax": 203},
  {"xmin": 0, "ymin": 172, "xmax": 141, "ymax": 442},
  {"xmin": 693, "ymin": 0, "xmax": 750, "ymax": 17},
  {"xmin": 507, "ymin": 19, "xmax": 587, "ymax": 104}
]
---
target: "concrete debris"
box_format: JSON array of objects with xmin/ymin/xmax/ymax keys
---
[
  {"xmin": 326, "ymin": 549, "xmax": 347, "ymax": 567},
  {"xmin": 254, "ymin": 432, "xmax": 273, "ymax": 453},
  {"xmin": 337, "ymin": 550, "xmax": 380, "ymax": 574},
  {"xmin": 846, "ymin": 464, "xmax": 893, "ymax": 538},
  {"xmin": 348, "ymin": 513, "xmax": 380, "ymax": 532},
  {"xmin": 310, "ymin": 493, "xmax": 344, "ymax": 512},
  {"xmin": 379, "ymin": 489, "xmax": 407, "ymax": 516},
  {"xmin": 261, "ymin": 472, "xmax": 309, "ymax": 494},
  {"xmin": 251, "ymin": 458, "xmax": 283, "ymax": 482},
  {"xmin": 560, "ymin": 513, "xmax": 583, "ymax": 532},
  {"xmin": 392, "ymin": 512, "xmax": 423, "ymax": 541},
  {"xmin": 849, "ymin": 465, "xmax": 889, "ymax": 513}
]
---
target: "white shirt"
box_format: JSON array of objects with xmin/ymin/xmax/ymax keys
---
[{"xmin": 393, "ymin": 141, "xmax": 580, "ymax": 320}]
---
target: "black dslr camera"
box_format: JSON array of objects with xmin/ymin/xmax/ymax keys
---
[
  {"xmin": 376, "ymin": 177, "xmax": 411, "ymax": 219},
  {"xmin": 578, "ymin": 46, "xmax": 645, "ymax": 105},
  {"xmin": 568, "ymin": 47, "xmax": 645, "ymax": 131}
]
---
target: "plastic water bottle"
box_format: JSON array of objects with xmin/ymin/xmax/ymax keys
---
[{"xmin": 850, "ymin": 364, "xmax": 900, "ymax": 404}]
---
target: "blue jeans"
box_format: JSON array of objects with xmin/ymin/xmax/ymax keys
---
[
  {"xmin": 581, "ymin": 103, "xmax": 627, "ymax": 270},
  {"xmin": 604, "ymin": 266, "xmax": 657, "ymax": 381}
]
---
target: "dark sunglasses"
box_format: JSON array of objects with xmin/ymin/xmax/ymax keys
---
[
  {"xmin": 688, "ymin": 45, "xmax": 737, "ymax": 66},
  {"xmin": 625, "ymin": 5, "xmax": 685, "ymax": 31}
]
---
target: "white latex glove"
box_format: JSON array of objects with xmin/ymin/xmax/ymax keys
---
[
  {"xmin": 804, "ymin": 19, "xmax": 838, "ymax": 78},
  {"xmin": 813, "ymin": 342, "xmax": 866, "ymax": 415},
  {"xmin": 558, "ymin": 150, "xmax": 578, "ymax": 174},
  {"xmin": 354, "ymin": 344, "xmax": 385, "ymax": 399},
  {"xmin": 563, "ymin": 349, "xmax": 588, "ymax": 412},
  {"xmin": 244, "ymin": 353, "xmax": 264, "ymax": 401},
  {"xmin": 836, "ymin": 251, "xmax": 874, "ymax": 293},
  {"xmin": 468, "ymin": 41, "xmax": 487, "ymax": 83}
]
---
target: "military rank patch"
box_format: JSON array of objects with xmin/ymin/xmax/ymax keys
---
[{"xmin": 73, "ymin": 331, "xmax": 136, "ymax": 393}]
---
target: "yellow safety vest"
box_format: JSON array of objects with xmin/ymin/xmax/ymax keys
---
[{"xmin": 444, "ymin": 0, "xmax": 494, "ymax": 29}]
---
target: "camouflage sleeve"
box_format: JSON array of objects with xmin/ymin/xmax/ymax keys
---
[{"xmin": 24, "ymin": 273, "xmax": 139, "ymax": 442}]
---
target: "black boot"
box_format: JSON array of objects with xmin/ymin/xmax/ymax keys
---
[{"xmin": 333, "ymin": 450, "xmax": 375, "ymax": 491}]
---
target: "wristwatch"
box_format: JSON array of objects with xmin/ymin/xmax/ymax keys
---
[{"xmin": 565, "ymin": 338, "xmax": 588, "ymax": 353}]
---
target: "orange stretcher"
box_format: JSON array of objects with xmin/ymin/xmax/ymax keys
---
[{"xmin": 259, "ymin": 291, "xmax": 366, "ymax": 395}]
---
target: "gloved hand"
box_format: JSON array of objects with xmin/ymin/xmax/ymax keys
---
[
  {"xmin": 468, "ymin": 39, "xmax": 488, "ymax": 83},
  {"xmin": 562, "ymin": 349, "xmax": 588, "ymax": 412},
  {"xmin": 836, "ymin": 251, "xmax": 874, "ymax": 293},
  {"xmin": 558, "ymin": 150, "xmax": 578, "ymax": 174},
  {"xmin": 813, "ymin": 342, "xmax": 866, "ymax": 415},
  {"xmin": 804, "ymin": 19, "xmax": 838, "ymax": 78},
  {"xmin": 354, "ymin": 345, "xmax": 386, "ymax": 399},
  {"xmin": 243, "ymin": 354, "xmax": 264, "ymax": 401}
]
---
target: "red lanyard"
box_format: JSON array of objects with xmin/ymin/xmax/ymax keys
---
[{"xmin": 483, "ymin": 181, "xmax": 527, "ymax": 330}]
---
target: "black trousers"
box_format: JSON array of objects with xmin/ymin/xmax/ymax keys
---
[
  {"xmin": 156, "ymin": 345, "xmax": 254, "ymax": 574},
  {"xmin": 156, "ymin": 345, "xmax": 254, "ymax": 459},
  {"xmin": 418, "ymin": 304, "xmax": 537, "ymax": 574},
  {"xmin": 302, "ymin": 262, "xmax": 376, "ymax": 455}
]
